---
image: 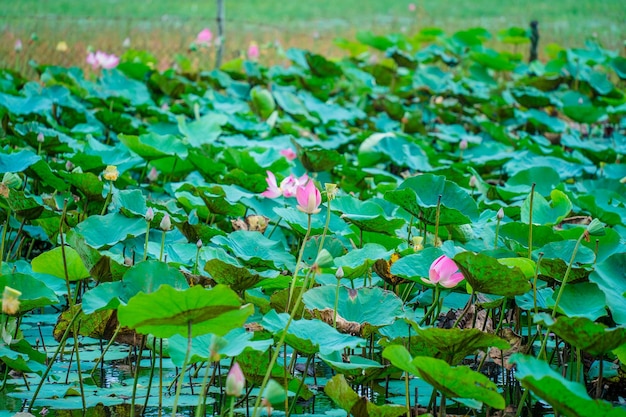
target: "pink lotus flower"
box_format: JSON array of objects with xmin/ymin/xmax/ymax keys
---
[
  {"xmin": 247, "ymin": 41, "xmax": 260, "ymax": 60},
  {"xmin": 280, "ymin": 174, "xmax": 308, "ymax": 197},
  {"xmin": 86, "ymin": 51, "xmax": 119, "ymax": 70},
  {"xmin": 280, "ymin": 148, "xmax": 297, "ymax": 161},
  {"xmin": 261, "ymin": 171, "xmax": 282, "ymax": 198},
  {"xmin": 296, "ymin": 180, "xmax": 321, "ymax": 214},
  {"xmin": 261, "ymin": 171, "xmax": 308, "ymax": 198},
  {"xmin": 422, "ymin": 255, "xmax": 464, "ymax": 288},
  {"xmin": 14, "ymin": 39, "xmax": 23, "ymax": 52},
  {"xmin": 196, "ymin": 28, "xmax": 213, "ymax": 46},
  {"xmin": 225, "ymin": 362, "xmax": 245, "ymax": 397},
  {"xmin": 408, "ymin": 3, "xmax": 417, "ymax": 12}
]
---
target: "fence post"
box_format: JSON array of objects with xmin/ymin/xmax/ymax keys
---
[{"xmin": 215, "ymin": 0, "xmax": 225, "ymax": 68}]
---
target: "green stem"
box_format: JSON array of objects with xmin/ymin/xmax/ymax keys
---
[
  {"xmin": 143, "ymin": 221, "xmax": 151, "ymax": 261},
  {"xmin": 405, "ymin": 370, "xmax": 411, "ymax": 417},
  {"xmin": 433, "ymin": 195, "xmax": 442, "ymax": 247},
  {"xmin": 228, "ymin": 396, "xmax": 235, "ymax": 417},
  {"xmin": 143, "ymin": 337, "xmax": 158, "ymax": 415},
  {"xmin": 316, "ymin": 200, "xmax": 332, "ymax": 260},
  {"xmin": 407, "ymin": 215, "xmax": 414, "ymax": 244},
  {"xmin": 130, "ymin": 336, "xmax": 146, "ymax": 417},
  {"xmin": 286, "ymin": 214, "xmax": 311, "ymax": 312},
  {"xmin": 528, "ymin": 183, "xmax": 536, "ymax": 259},
  {"xmin": 419, "ymin": 286, "xmax": 440, "ymax": 326},
  {"xmin": 172, "ymin": 320, "xmax": 193, "ymax": 417},
  {"xmin": 494, "ymin": 218, "xmax": 501, "ymax": 249},
  {"xmin": 29, "ymin": 308, "xmax": 81, "ymax": 411},
  {"xmin": 159, "ymin": 230, "xmax": 166, "ymax": 262},
  {"xmin": 551, "ymin": 231, "xmax": 586, "ymax": 318},
  {"xmin": 100, "ymin": 181, "xmax": 113, "ymax": 216},
  {"xmin": 196, "ymin": 361, "xmax": 213, "ymax": 417},
  {"xmin": 252, "ymin": 272, "xmax": 313, "ymax": 417},
  {"xmin": 333, "ymin": 280, "xmax": 341, "ymax": 329},
  {"xmin": 0, "ymin": 209, "xmax": 10, "ymax": 272}
]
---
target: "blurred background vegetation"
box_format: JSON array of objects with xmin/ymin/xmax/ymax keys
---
[{"xmin": 1, "ymin": 0, "xmax": 625, "ymax": 73}]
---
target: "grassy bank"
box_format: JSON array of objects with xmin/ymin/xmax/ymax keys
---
[{"xmin": 1, "ymin": 0, "xmax": 624, "ymax": 72}]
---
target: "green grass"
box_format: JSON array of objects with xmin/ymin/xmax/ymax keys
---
[{"xmin": 1, "ymin": 0, "xmax": 624, "ymax": 71}]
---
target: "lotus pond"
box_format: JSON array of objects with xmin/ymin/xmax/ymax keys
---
[{"xmin": 0, "ymin": 28, "xmax": 626, "ymax": 417}]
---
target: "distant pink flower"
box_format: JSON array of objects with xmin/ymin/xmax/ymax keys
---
[
  {"xmin": 86, "ymin": 51, "xmax": 119, "ymax": 70},
  {"xmin": 296, "ymin": 181, "xmax": 321, "ymax": 214},
  {"xmin": 196, "ymin": 28, "xmax": 213, "ymax": 46},
  {"xmin": 247, "ymin": 42, "xmax": 260, "ymax": 60},
  {"xmin": 408, "ymin": 3, "xmax": 417, "ymax": 12},
  {"xmin": 280, "ymin": 149, "xmax": 297, "ymax": 161},
  {"xmin": 422, "ymin": 255, "xmax": 464, "ymax": 288},
  {"xmin": 147, "ymin": 167, "xmax": 159, "ymax": 182},
  {"xmin": 14, "ymin": 39, "xmax": 23, "ymax": 52}
]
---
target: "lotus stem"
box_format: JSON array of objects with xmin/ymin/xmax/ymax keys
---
[
  {"xmin": 252, "ymin": 271, "xmax": 313, "ymax": 417},
  {"xmin": 196, "ymin": 361, "xmax": 214, "ymax": 417},
  {"xmin": 159, "ymin": 230, "xmax": 166, "ymax": 262},
  {"xmin": 528, "ymin": 183, "xmax": 536, "ymax": 259},
  {"xmin": 100, "ymin": 180, "xmax": 113, "ymax": 216},
  {"xmin": 286, "ymin": 214, "xmax": 311, "ymax": 312},
  {"xmin": 143, "ymin": 221, "xmax": 151, "ymax": 261},
  {"xmin": 433, "ymin": 194, "xmax": 442, "ymax": 247},
  {"xmin": 0, "ymin": 209, "xmax": 10, "ymax": 271},
  {"xmin": 172, "ymin": 320, "xmax": 193, "ymax": 417},
  {"xmin": 130, "ymin": 335, "xmax": 146, "ymax": 417},
  {"xmin": 29, "ymin": 308, "xmax": 81, "ymax": 411},
  {"xmin": 405, "ymin": 370, "xmax": 410, "ymax": 417},
  {"xmin": 419, "ymin": 285, "xmax": 440, "ymax": 326},
  {"xmin": 316, "ymin": 197, "xmax": 332, "ymax": 260},
  {"xmin": 143, "ymin": 337, "xmax": 158, "ymax": 415}
]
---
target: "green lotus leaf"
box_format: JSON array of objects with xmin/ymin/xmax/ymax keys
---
[
  {"xmin": 511, "ymin": 353, "xmax": 626, "ymax": 417},
  {"xmin": 454, "ymin": 252, "xmax": 531, "ymax": 297},
  {"xmin": 385, "ymin": 174, "xmax": 478, "ymax": 225},
  {"xmin": 262, "ymin": 310, "xmax": 366, "ymax": 355},
  {"xmin": 31, "ymin": 246, "xmax": 90, "ymax": 281},
  {"xmin": 325, "ymin": 374, "xmax": 407, "ymax": 417},
  {"xmin": 0, "ymin": 273, "xmax": 59, "ymax": 312},
  {"xmin": 117, "ymin": 284, "xmax": 253, "ymax": 338}
]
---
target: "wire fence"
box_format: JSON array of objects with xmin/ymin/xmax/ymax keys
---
[{"xmin": 0, "ymin": 12, "xmax": 406, "ymax": 76}]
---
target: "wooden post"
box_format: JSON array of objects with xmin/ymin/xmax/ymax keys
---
[
  {"xmin": 529, "ymin": 20, "xmax": 539, "ymax": 63},
  {"xmin": 215, "ymin": 0, "xmax": 225, "ymax": 68}
]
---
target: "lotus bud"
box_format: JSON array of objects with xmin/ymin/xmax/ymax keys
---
[
  {"xmin": 160, "ymin": 213, "xmax": 171, "ymax": 231},
  {"xmin": 497, "ymin": 208, "xmax": 504, "ymax": 221},
  {"xmin": 122, "ymin": 37, "xmax": 131, "ymax": 48},
  {"xmin": 469, "ymin": 175, "xmax": 477, "ymax": 188},
  {"xmin": 37, "ymin": 132, "xmax": 45, "ymax": 143},
  {"xmin": 65, "ymin": 160, "xmax": 75, "ymax": 171},
  {"xmin": 124, "ymin": 257, "xmax": 134, "ymax": 266},
  {"xmin": 2, "ymin": 172, "xmax": 23, "ymax": 189},
  {"xmin": 14, "ymin": 39, "xmax": 23, "ymax": 52},
  {"xmin": 145, "ymin": 207, "xmax": 154, "ymax": 222},
  {"xmin": 336, "ymin": 266, "xmax": 344, "ymax": 280},
  {"xmin": 459, "ymin": 139, "xmax": 468, "ymax": 150},
  {"xmin": 2, "ymin": 286, "xmax": 22, "ymax": 315},
  {"xmin": 196, "ymin": 239, "xmax": 203, "ymax": 248},
  {"xmin": 325, "ymin": 183, "xmax": 338, "ymax": 201},
  {"xmin": 225, "ymin": 362, "xmax": 245, "ymax": 397}
]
